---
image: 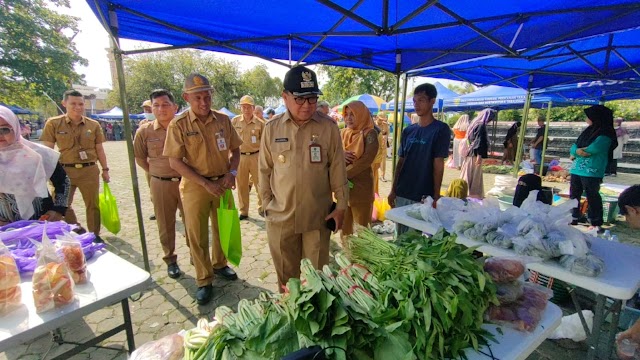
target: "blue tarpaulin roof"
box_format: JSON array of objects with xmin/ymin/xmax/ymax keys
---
[
  {"xmin": 533, "ymin": 80, "xmax": 640, "ymax": 102},
  {"xmin": 410, "ymin": 27, "xmax": 640, "ymax": 91},
  {"xmin": 384, "ymin": 82, "xmax": 459, "ymax": 111},
  {"xmin": 444, "ymin": 85, "xmax": 597, "ymax": 111},
  {"xmin": 219, "ymin": 107, "xmax": 237, "ymax": 118},
  {"xmin": 0, "ymin": 103, "xmax": 32, "ymax": 115},
  {"xmin": 87, "ymin": 1, "xmax": 640, "ymax": 74}
]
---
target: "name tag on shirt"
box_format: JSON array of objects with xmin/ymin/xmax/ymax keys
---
[
  {"xmin": 57, "ymin": 131, "xmax": 68, "ymax": 134},
  {"xmin": 275, "ymin": 138, "xmax": 288, "ymax": 143},
  {"xmin": 309, "ymin": 144, "xmax": 322, "ymax": 163},
  {"xmin": 79, "ymin": 151, "xmax": 88, "ymax": 160},
  {"xmin": 186, "ymin": 131, "xmax": 199, "ymax": 136}
]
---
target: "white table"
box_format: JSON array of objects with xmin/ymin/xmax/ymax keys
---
[
  {"xmin": 387, "ymin": 206, "xmax": 640, "ymax": 359},
  {"xmin": 466, "ymin": 303, "xmax": 562, "ymax": 360},
  {"xmin": 0, "ymin": 251, "xmax": 151, "ymax": 359}
]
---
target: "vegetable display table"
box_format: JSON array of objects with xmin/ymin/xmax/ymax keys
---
[
  {"xmin": 0, "ymin": 251, "xmax": 150, "ymax": 359},
  {"xmin": 386, "ymin": 206, "xmax": 640, "ymax": 360},
  {"xmin": 466, "ymin": 302, "xmax": 562, "ymax": 360}
]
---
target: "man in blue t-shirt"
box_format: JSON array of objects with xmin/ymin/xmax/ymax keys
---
[{"xmin": 388, "ymin": 83, "xmax": 451, "ymax": 235}]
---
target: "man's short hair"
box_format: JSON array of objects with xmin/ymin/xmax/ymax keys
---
[
  {"xmin": 618, "ymin": 185, "xmax": 640, "ymax": 215},
  {"xmin": 537, "ymin": 116, "xmax": 546, "ymax": 122},
  {"xmin": 150, "ymin": 89, "xmax": 176, "ymax": 103},
  {"xmin": 317, "ymin": 100, "xmax": 330, "ymax": 108},
  {"xmin": 254, "ymin": 105, "xmax": 264, "ymax": 112},
  {"xmin": 413, "ymin": 83, "xmax": 437, "ymax": 99},
  {"xmin": 267, "ymin": 109, "xmax": 276, "ymax": 115},
  {"xmin": 63, "ymin": 90, "xmax": 84, "ymax": 100}
]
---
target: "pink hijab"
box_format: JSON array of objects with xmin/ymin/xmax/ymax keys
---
[{"xmin": 0, "ymin": 106, "xmax": 60, "ymax": 219}]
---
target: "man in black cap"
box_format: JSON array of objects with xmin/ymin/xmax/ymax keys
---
[{"xmin": 259, "ymin": 65, "xmax": 348, "ymax": 291}]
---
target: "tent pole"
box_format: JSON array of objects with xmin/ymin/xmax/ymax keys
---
[
  {"xmin": 539, "ymin": 101, "xmax": 553, "ymax": 175},
  {"xmin": 400, "ymin": 73, "xmax": 409, "ymax": 135},
  {"xmin": 512, "ymin": 92, "xmax": 532, "ymax": 177},
  {"xmin": 391, "ymin": 73, "xmax": 401, "ymax": 174},
  {"xmin": 111, "ymin": 38, "xmax": 151, "ymax": 272}
]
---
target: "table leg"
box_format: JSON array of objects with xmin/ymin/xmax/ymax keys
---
[
  {"xmin": 569, "ymin": 287, "xmax": 592, "ymax": 337},
  {"xmin": 604, "ymin": 300, "xmax": 622, "ymax": 359},
  {"xmin": 121, "ymin": 298, "xmax": 136, "ymax": 353},
  {"xmin": 587, "ymin": 295, "xmax": 606, "ymax": 360}
]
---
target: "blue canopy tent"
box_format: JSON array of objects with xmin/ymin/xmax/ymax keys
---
[
  {"xmin": 91, "ymin": 107, "xmax": 145, "ymax": 121},
  {"xmin": 85, "ymin": 0, "xmax": 640, "ymax": 273},
  {"xmin": 274, "ymin": 104, "xmax": 287, "ymax": 114},
  {"xmin": 383, "ymin": 82, "xmax": 459, "ymax": 112},
  {"xmin": 219, "ymin": 107, "xmax": 237, "ymax": 118},
  {"xmin": 534, "ymin": 80, "xmax": 640, "ymax": 102},
  {"xmin": 0, "ymin": 103, "xmax": 31, "ymax": 115}
]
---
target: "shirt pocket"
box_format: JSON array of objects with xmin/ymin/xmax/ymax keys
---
[
  {"xmin": 147, "ymin": 138, "xmax": 163, "ymax": 157},
  {"xmin": 79, "ymin": 129, "xmax": 97, "ymax": 149},
  {"xmin": 273, "ymin": 141, "xmax": 292, "ymax": 169},
  {"xmin": 184, "ymin": 133, "xmax": 203, "ymax": 153},
  {"xmin": 56, "ymin": 132, "xmax": 74, "ymax": 150}
]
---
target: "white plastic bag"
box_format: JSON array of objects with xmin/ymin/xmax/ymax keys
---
[
  {"xmin": 549, "ymin": 311, "xmax": 594, "ymax": 342},
  {"xmin": 487, "ymin": 175, "xmax": 518, "ymax": 197}
]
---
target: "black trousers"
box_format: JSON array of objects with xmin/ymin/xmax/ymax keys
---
[
  {"xmin": 606, "ymin": 158, "xmax": 618, "ymax": 175},
  {"xmin": 570, "ymin": 174, "xmax": 603, "ymax": 227}
]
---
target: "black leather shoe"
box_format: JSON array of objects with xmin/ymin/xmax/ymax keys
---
[
  {"xmin": 93, "ymin": 236, "xmax": 104, "ymax": 244},
  {"xmin": 239, "ymin": 214, "xmax": 249, "ymax": 220},
  {"xmin": 214, "ymin": 266, "xmax": 238, "ymax": 281},
  {"xmin": 149, "ymin": 215, "xmax": 156, "ymax": 220},
  {"xmin": 167, "ymin": 263, "xmax": 181, "ymax": 279},
  {"xmin": 196, "ymin": 285, "xmax": 213, "ymax": 305}
]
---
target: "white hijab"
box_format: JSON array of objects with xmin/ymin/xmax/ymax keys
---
[{"xmin": 0, "ymin": 106, "xmax": 60, "ymax": 219}]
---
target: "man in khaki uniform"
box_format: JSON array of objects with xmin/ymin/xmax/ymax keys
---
[
  {"xmin": 259, "ymin": 66, "xmax": 348, "ymax": 291},
  {"xmin": 134, "ymin": 89, "xmax": 187, "ymax": 279},
  {"xmin": 375, "ymin": 113, "xmax": 390, "ymax": 181},
  {"xmin": 41, "ymin": 90, "xmax": 110, "ymax": 243},
  {"xmin": 253, "ymin": 105, "xmax": 265, "ymax": 121},
  {"xmin": 164, "ymin": 73, "xmax": 242, "ymax": 305},
  {"xmin": 232, "ymin": 95, "xmax": 265, "ymax": 220},
  {"xmin": 139, "ymin": 99, "xmax": 156, "ymax": 220}
]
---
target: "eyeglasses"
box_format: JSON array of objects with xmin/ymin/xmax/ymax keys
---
[
  {"xmin": 0, "ymin": 127, "xmax": 13, "ymax": 135},
  {"xmin": 292, "ymin": 96, "xmax": 319, "ymax": 105}
]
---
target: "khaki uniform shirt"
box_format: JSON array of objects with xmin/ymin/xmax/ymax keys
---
[
  {"xmin": 259, "ymin": 111, "xmax": 348, "ymax": 233},
  {"xmin": 40, "ymin": 115, "xmax": 105, "ymax": 164},
  {"xmin": 163, "ymin": 109, "xmax": 242, "ymax": 177},
  {"xmin": 231, "ymin": 115, "xmax": 265, "ymax": 153},
  {"xmin": 133, "ymin": 121, "xmax": 181, "ymax": 178}
]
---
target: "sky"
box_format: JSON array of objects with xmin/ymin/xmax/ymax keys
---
[{"xmin": 57, "ymin": 0, "xmax": 460, "ymax": 94}]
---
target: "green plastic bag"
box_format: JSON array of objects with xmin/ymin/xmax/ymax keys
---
[
  {"xmin": 98, "ymin": 183, "xmax": 121, "ymax": 234},
  {"xmin": 217, "ymin": 189, "xmax": 242, "ymax": 266}
]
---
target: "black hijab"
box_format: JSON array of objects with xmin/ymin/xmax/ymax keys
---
[{"xmin": 576, "ymin": 105, "xmax": 618, "ymax": 150}]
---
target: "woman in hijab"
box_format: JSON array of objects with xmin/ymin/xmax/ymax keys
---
[
  {"xmin": 341, "ymin": 101, "xmax": 379, "ymax": 238},
  {"xmin": 569, "ymin": 105, "xmax": 617, "ymax": 232},
  {"xmin": 460, "ymin": 109, "xmax": 496, "ymax": 199},
  {"xmin": 0, "ymin": 105, "xmax": 70, "ymax": 226},
  {"xmin": 452, "ymin": 114, "xmax": 470, "ymax": 169},
  {"xmin": 502, "ymin": 119, "xmax": 521, "ymax": 165},
  {"xmin": 606, "ymin": 117, "xmax": 630, "ymax": 177}
]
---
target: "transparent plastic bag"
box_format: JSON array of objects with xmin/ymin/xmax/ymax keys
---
[
  {"xmin": 32, "ymin": 223, "xmax": 75, "ymax": 313},
  {"xmin": 129, "ymin": 333, "xmax": 184, "ymax": 360},
  {"xmin": 496, "ymin": 278, "xmax": 524, "ymax": 304},
  {"xmin": 559, "ymin": 254, "xmax": 605, "ymax": 277},
  {"xmin": 513, "ymin": 233, "xmax": 564, "ymax": 260},
  {"xmin": 419, "ymin": 197, "xmax": 442, "ymax": 228},
  {"xmin": 484, "ymin": 257, "xmax": 526, "ymax": 283},
  {"xmin": 56, "ymin": 232, "xmax": 88, "ymax": 284},
  {"xmin": 485, "ymin": 283, "xmax": 552, "ymax": 331},
  {"xmin": 0, "ymin": 243, "xmax": 22, "ymax": 316}
]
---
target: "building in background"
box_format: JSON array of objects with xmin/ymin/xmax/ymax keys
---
[{"xmin": 72, "ymin": 84, "xmax": 110, "ymax": 115}]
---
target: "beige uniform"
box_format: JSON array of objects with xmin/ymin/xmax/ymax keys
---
[
  {"xmin": 40, "ymin": 115, "xmax": 105, "ymax": 235},
  {"xmin": 134, "ymin": 121, "xmax": 188, "ymax": 265},
  {"xmin": 163, "ymin": 109, "xmax": 242, "ymax": 287},
  {"xmin": 376, "ymin": 120, "xmax": 390, "ymax": 179},
  {"xmin": 259, "ymin": 111, "xmax": 348, "ymax": 289},
  {"xmin": 231, "ymin": 115, "xmax": 265, "ymax": 216}
]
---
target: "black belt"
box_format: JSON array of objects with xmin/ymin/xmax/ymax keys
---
[
  {"xmin": 206, "ymin": 175, "xmax": 224, "ymax": 181},
  {"xmin": 241, "ymin": 151, "xmax": 259, "ymax": 156},
  {"xmin": 62, "ymin": 162, "xmax": 96, "ymax": 169},
  {"xmin": 152, "ymin": 175, "xmax": 181, "ymax": 182}
]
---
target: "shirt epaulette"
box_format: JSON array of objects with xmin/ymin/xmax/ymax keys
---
[
  {"xmin": 171, "ymin": 111, "xmax": 189, "ymax": 124},
  {"xmin": 265, "ymin": 113, "xmax": 285, "ymax": 127}
]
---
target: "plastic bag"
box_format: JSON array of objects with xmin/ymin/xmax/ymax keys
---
[
  {"xmin": 374, "ymin": 197, "xmax": 391, "ymax": 221},
  {"xmin": 485, "ymin": 283, "xmax": 552, "ymax": 332},
  {"xmin": 99, "ymin": 182, "xmax": 121, "ymax": 234},
  {"xmin": 129, "ymin": 333, "xmax": 184, "ymax": 360},
  {"xmin": 513, "ymin": 233, "xmax": 565, "ymax": 260},
  {"xmin": 419, "ymin": 197, "xmax": 442, "ymax": 228},
  {"xmin": 56, "ymin": 232, "xmax": 88, "ymax": 284},
  {"xmin": 549, "ymin": 311, "xmax": 594, "ymax": 342},
  {"xmin": 487, "ymin": 175, "xmax": 518, "ymax": 197},
  {"xmin": 405, "ymin": 204, "xmax": 423, "ymax": 220},
  {"xmin": 32, "ymin": 223, "xmax": 75, "ymax": 313},
  {"xmin": 559, "ymin": 254, "xmax": 605, "ymax": 277},
  {"xmin": 484, "ymin": 257, "xmax": 526, "ymax": 283},
  {"xmin": 496, "ymin": 279, "xmax": 524, "ymax": 304},
  {"xmin": 0, "ymin": 243, "xmax": 22, "ymax": 316}
]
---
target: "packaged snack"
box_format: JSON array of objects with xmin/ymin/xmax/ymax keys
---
[
  {"xmin": 130, "ymin": 333, "xmax": 184, "ymax": 360},
  {"xmin": 496, "ymin": 279, "xmax": 524, "ymax": 304},
  {"xmin": 485, "ymin": 282, "xmax": 552, "ymax": 332},
  {"xmin": 484, "ymin": 257, "xmax": 526, "ymax": 283},
  {"xmin": 32, "ymin": 223, "xmax": 75, "ymax": 313},
  {"xmin": 57, "ymin": 233, "xmax": 88, "ymax": 284},
  {"xmin": 0, "ymin": 243, "xmax": 22, "ymax": 316}
]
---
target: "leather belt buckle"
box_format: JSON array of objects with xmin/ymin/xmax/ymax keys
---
[{"xmin": 75, "ymin": 164, "xmax": 83, "ymax": 169}]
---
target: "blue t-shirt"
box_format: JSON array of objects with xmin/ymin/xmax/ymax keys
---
[{"xmin": 396, "ymin": 121, "xmax": 451, "ymax": 202}]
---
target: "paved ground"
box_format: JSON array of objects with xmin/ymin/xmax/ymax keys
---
[{"xmin": 2, "ymin": 141, "xmax": 639, "ymax": 360}]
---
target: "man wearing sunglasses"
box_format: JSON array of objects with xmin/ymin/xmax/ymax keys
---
[
  {"xmin": 259, "ymin": 65, "xmax": 348, "ymax": 291},
  {"xmin": 40, "ymin": 90, "xmax": 110, "ymax": 243}
]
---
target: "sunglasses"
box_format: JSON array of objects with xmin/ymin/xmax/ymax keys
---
[{"xmin": 0, "ymin": 127, "xmax": 13, "ymax": 135}]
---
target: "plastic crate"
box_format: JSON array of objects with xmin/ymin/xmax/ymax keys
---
[
  {"xmin": 529, "ymin": 270, "xmax": 572, "ymax": 304},
  {"xmin": 602, "ymin": 197, "xmax": 619, "ymax": 224}
]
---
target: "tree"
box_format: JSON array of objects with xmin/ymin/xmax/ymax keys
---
[
  {"xmin": 318, "ymin": 65, "xmax": 396, "ymax": 105},
  {"xmin": 240, "ymin": 65, "xmax": 283, "ymax": 108},
  {"xmin": 108, "ymin": 50, "xmax": 282, "ymax": 113},
  {"xmin": 447, "ymin": 83, "xmax": 476, "ymax": 95},
  {"xmin": 0, "ymin": 0, "xmax": 87, "ymax": 108}
]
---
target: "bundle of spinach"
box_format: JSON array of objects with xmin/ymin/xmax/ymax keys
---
[{"xmin": 346, "ymin": 228, "xmax": 498, "ymax": 359}]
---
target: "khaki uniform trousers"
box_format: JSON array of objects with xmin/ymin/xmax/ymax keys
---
[
  {"xmin": 237, "ymin": 153, "xmax": 262, "ymax": 216},
  {"xmin": 372, "ymin": 162, "xmax": 381, "ymax": 196},
  {"xmin": 64, "ymin": 165, "xmax": 101, "ymax": 236},
  {"xmin": 145, "ymin": 171, "xmax": 154, "ymax": 206},
  {"xmin": 341, "ymin": 202, "xmax": 373, "ymax": 239},
  {"xmin": 180, "ymin": 179, "xmax": 228, "ymax": 287},
  {"xmin": 150, "ymin": 177, "xmax": 188, "ymax": 265},
  {"xmin": 267, "ymin": 218, "xmax": 331, "ymax": 292}
]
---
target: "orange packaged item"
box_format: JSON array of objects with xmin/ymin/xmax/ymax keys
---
[
  {"xmin": 60, "ymin": 242, "xmax": 87, "ymax": 284},
  {"xmin": 0, "ymin": 246, "xmax": 22, "ymax": 316}
]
